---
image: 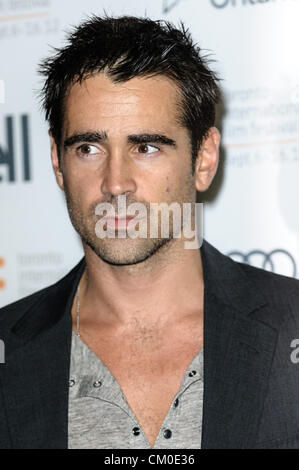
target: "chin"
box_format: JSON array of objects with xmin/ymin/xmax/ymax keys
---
[{"xmin": 86, "ymin": 236, "xmax": 172, "ymax": 266}]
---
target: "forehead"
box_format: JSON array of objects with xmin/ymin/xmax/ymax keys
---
[{"xmin": 64, "ymin": 73, "xmax": 183, "ymax": 134}]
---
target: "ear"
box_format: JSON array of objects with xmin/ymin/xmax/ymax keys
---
[
  {"xmin": 194, "ymin": 127, "xmax": 220, "ymax": 192},
  {"xmin": 49, "ymin": 131, "xmax": 64, "ymax": 191}
]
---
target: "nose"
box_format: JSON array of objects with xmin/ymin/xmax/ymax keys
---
[{"xmin": 100, "ymin": 149, "xmax": 137, "ymax": 198}]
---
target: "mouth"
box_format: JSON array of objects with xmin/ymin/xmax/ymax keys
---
[{"xmin": 103, "ymin": 215, "xmax": 144, "ymax": 230}]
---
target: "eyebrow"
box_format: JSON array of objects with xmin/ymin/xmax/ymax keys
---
[
  {"xmin": 63, "ymin": 132, "xmax": 107, "ymax": 148},
  {"xmin": 63, "ymin": 132, "xmax": 177, "ymax": 149},
  {"xmin": 128, "ymin": 134, "xmax": 177, "ymax": 147}
]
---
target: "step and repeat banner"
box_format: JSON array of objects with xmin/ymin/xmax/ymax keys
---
[{"xmin": 1, "ymin": 0, "xmax": 299, "ymax": 306}]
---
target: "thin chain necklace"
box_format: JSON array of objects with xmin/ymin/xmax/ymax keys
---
[
  {"xmin": 75, "ymin": 270, "xmax": 89, "ymax": 338},
  {"xmin": 76, "ymin": 284, "xmax": 81, "ymax": 337}
]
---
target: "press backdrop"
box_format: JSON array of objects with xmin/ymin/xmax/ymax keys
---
[{"xmin": 1, "ymin": 0, "xmax": 299, "ymax": 306}]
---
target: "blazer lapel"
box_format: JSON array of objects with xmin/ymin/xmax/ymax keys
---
[
  {"xmin": 200, "ymin": 242, "xmax": 278, "ymax": 449},
  {"xmin": 0, "ymin": 259, "xmax": 85, "ymax": 449}
]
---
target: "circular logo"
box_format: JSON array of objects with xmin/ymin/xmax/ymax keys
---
[{"xmin": 228, "ymin": 249, "xmax": 297, "ymax": 278}]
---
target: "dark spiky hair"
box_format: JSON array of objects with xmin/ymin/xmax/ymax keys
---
[{"xmin": 38, "ymin": 14, "xmax": 220, "ymax": 169}]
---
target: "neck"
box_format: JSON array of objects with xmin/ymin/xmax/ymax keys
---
[{"xmin": 76, "ymin": 238, "xmax": 204, "ymax": 330}]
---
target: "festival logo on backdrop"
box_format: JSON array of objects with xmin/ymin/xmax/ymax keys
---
[
  {"xmin": 0, "ymin": 257, "xmax": 5, "ymax": 292},
  {"xmin": 228, "ymin": 248, "xmax": 297, "ymax": 278},
  {"xmin": 0, "ymin": 114, "xmax": 31, "ymax": 183}
]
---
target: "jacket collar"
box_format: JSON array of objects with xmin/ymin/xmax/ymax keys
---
[
  {"xmin": 11, "ymin": 257, "xmax": 86, "ymax": 344},
  {"xmin": 201, "ymin": 240, "xmax": 267, "ymax": 316}
]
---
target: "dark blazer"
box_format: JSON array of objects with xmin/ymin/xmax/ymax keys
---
[{"xmin": 1, "ymin": 240, "xmax": 299, "ymax": 449}]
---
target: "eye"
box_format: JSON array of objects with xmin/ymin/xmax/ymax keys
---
[
  {"xmin": 77, "ymin": 144, "xmax": 100, "ymax": 156},
  {"xmin": 136, "ymin": 143, "xmax": 159, "ymax": 155}
]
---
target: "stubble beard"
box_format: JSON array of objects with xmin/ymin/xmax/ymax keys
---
[
  {"xmin": 63, "ymin": 189, "xmax": 174, "ymax": 266},
  {"xmin": 63, "ymin": 172, "xmax": 195, "ymax": 267}
]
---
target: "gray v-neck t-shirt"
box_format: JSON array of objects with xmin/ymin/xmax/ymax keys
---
[{"xmin": 68, "ymin": 331, "xmax": 203, "ymax": 449}]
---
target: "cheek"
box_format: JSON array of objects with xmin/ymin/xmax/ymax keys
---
[
  {"xmin": 63, "ymin": 164, "xmax": 97, "ymax": 195},
  {"xmin": 147, "ymin": 172, "xmax": 182, "ymax": 201},
  {"xmin": 63, "ymin": 174, "xmax": 90, "ymax": 212},
  {"xmin": 146, "ymin": 176, "xmax": 172, "ymax": 202},
  {"xmin": 164, "ymin": 169, "xmax": 195, "ymax": 203}
]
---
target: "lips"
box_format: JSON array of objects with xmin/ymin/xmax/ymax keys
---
[{"xmin": 103, "ymin": 215, "xmax": 143, "ymax": 229}]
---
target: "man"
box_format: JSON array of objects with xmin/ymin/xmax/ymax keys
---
[{"xmin": 1, "ymin": 15, "xmax": 299, "ymax": 450}]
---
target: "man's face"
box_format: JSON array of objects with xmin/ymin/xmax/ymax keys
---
[{"xmin": 52, "ymin": 73, "xmax": 207, "ymax": 265}]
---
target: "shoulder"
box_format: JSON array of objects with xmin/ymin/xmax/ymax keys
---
[
  {"xmin": 201, "ymin": 240, "xmax": 299, "ymax": 328},
  {"xmin": 233, "ymin": 259, "xmax": 299, "ymax": 332},
  {"xmin": 238, "ymin": 260, "xmax": 299, "ymax": 303},
  {"xmin": 0, "ymin": 285, "xmax": 51, "ymax": 327},
  {"xmin": 0, "ymin": 259, "xmax": 85, "ymax": 332},
  {"xmin": 203, "ymin": 239, "xmax": 299, "ymax": 299}
]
